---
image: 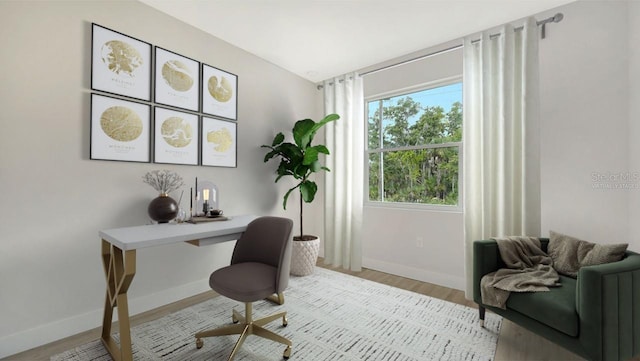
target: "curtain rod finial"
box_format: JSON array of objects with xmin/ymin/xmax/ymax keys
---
[{"xmin": 553, "ymin": 13, "xmax": 564, "ymax": 23}]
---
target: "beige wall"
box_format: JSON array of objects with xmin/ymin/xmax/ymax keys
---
[{"xmin": 0, "ymin": 0, "xmax": 321, "ymax": 356}]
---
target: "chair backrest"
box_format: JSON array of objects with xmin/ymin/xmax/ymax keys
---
[{"xmin": 231, "ymin": 216, "xmax": 293, "ymax": 292}]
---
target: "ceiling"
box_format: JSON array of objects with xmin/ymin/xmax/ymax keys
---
[{"xmin": 140, "ymin": 0, "xmax": 575, "ymax": 83}]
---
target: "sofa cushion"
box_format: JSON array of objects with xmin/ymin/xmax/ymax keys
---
[
  {"xmin": 506, "ymin": 275, "xmax": 578, "ymax": 337},
  {"xmin": 548, "ymin": 231, "xmax": 628, "ymax": 278}
]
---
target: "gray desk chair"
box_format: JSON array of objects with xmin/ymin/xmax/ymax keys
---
[{"xmin": 195, "ymin": 216, "xmax": 294, "ymax": 360}]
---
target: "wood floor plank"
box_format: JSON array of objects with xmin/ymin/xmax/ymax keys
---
[
  {"xmin": 494, "ymin": 319, "xmax": 585, "ymax": 361},
  {"xmin": 4, "ymin": 260, "xmax": 584, "ymax": 361}
]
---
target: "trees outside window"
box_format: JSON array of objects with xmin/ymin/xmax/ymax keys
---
[{"xmin": 367, "ymin": 82, "xmax": 462, "ymax": 206}]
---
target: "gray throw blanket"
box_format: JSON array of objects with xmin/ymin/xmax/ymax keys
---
[{"xmin": 481, "ymin": 236, "xmax": 560, "ymax": 309}]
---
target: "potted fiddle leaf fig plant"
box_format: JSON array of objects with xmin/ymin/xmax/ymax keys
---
[{"xmin": 262, "ymin": 113, "xmax": 339, "ymax": 276}]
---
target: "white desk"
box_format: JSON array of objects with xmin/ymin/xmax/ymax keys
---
[{"xmin": 99, "ymin": 215, "xmax": 257, "ymax": 361}]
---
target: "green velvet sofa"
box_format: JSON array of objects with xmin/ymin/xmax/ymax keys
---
[{"xmin": 473, "ymin": 238, "xmax": 640, "ymax": 361}]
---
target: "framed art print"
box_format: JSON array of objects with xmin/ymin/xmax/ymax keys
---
[
  {"xmin": 201, "ymin": 64, "xmax": 237, "ymax": 120},
  {"xmin": 155, "ymin": 47, "xmax": 200, "ymax": 111},
  {"xmin": 201, "ymin": 116, "xmax": 237, "ymax": 167},
  {"xmin": 91, "ymin": 23, "xmax": 151, "ymax": 101},
  {"xmin": 91, "ymin": 94, "xmax": 150, "ymax": 162},
  {"xmin": 153, "ymin": 107, "xmax": 199, "ymax": 165}
]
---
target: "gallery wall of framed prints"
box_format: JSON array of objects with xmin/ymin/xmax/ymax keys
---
[{"xmin": 89, "ymin": 23, "xmax": 238, "ymax": 167}]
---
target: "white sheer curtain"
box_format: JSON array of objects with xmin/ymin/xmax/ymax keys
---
[
  {"xmin": 323, "ymin": 72, "xmax": 364, "ymax": 271},
  {"xmin": 463, "ymin": 18, "xmax": 541, "ymax": 298}
]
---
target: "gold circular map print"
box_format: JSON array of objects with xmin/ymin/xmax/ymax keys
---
[
  {"xmin": 101, "ymin": 40, "xmax": 143, "ymax": 77},
  {"xmin": 162, "ymin": 60, "xmax": 193, "ymax": 92},
  {"xmin": 207, "ymin": 76, "xmax": 233, "ymax": 102},
  {"xmin": 207, "ymin": 128, "xmax": 232, "ymax": 152},
  {"xmin": 100, "ymin": 106, "xmax": 143, "ymax": 142},
  {"xmin": 161, "ymin": 117, "xmax": 193, "ymax": 148}
]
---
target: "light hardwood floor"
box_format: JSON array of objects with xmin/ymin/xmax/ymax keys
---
[{"xmin": 3, "ymin": 260, "xmax": 584, "ymax": 361}]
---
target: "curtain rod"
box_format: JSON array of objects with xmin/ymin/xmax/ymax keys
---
[
  {"xmin": 360, "ymin": 12, "xmax": 563, "ymax": 77},
  {"xmin": 317, "ymin": 12, "xmax": 563, "ymax": 90}
]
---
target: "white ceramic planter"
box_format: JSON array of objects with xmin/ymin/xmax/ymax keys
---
[{"xmin": 290, "ymin": 237, "xmax": 320, "ymax": 276}]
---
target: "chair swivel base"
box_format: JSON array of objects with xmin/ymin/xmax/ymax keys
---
[{"xmin": 195, "ymin": 302, "xmax": 292, "ymax": 360}]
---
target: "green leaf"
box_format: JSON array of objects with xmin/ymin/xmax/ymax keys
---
[
  {"xmin": 300, "ymin": 181, "xmax": 317, "ymax": 203},
  {"xmin": 310, "ymin": 114, "xmax": 339, "ymax": 135},
  {"xmin": 310, "ymin": 160, "xmax": 321, "ymax": 172},
  {"xmin": 321, "ymin": 166, "xmax": 330, "ymax": 172},
  {"xmin": 283, "ymin": 185, "xmax": 299, "ymax": 210},
  {"xmin": 313, "ymin": 145, "xmax": 330, "ymax": 155},
  {"xmin": 276, "ymin": 161, "xmax": 294, "ymax": 180},
  {"xmin": 292, "ymin": 119, "xmax": 315, "ymax": 148},
  {"xmin": 278, "ymin": 143, "xmax": 303, "ymax": 161},
  {"xmin": 292, "ymin": 115, "xmax": 339, "ymax": 149},
  {"xmin": 272, "ymin": 132, "xmax": 285, "ymax": 146},
  {"xmin": 263, "ymin": 149, "xmax": 277, "ymax": 163},
  {"xmin": 303, "ymin": 147, "xmax": 319, "ymax": 165},
  {"xmin": 292, "ymin": 163, "xmax": 309, "ymax": 179}
]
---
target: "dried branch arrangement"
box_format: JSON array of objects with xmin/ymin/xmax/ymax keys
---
[{"xmin": 143, "ymin": 170, "xmax": 184, "ymax": 195}]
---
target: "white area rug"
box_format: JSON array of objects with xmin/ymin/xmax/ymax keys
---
[{"xmin": 52, "ymin": 268, "xmax": 501, "ymax": 361}]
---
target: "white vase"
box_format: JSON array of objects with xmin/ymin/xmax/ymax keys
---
[{"xmin": 290, "ymin": 237, "xmax": 320, "ymax": 276}]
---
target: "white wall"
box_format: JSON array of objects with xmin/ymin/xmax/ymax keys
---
[
  {"xmin": 0, "ymin": 1, "xmax": 321, "ymax": 357},
  {"xmin": 358, "ymin": 0, "xmax": 637, "ymax": 291},
  {"xmin": 628, "ymin": 1, "xmax": 640, "ymax": 243},
  {"xmin": 537, "ymin": 1, "xmax": 632, "ymax": 246}
]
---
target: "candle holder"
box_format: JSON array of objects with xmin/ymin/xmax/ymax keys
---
[
  {"xmin": 194, "ymin": 180, "xmax": 219, "ymax": 217},
  {"xmin": 203, "ymin": 200, "xmax": 209, "ymax": 215}
]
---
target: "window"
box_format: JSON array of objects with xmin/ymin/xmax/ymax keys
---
[{"xmin": 366, "ymin": 81, "xmax": 462, "ymax": 206}]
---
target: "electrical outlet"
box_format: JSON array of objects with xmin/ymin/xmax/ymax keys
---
[{"xmin": 416, "ymin": 236, "xmax": 424, "ymax": 248}]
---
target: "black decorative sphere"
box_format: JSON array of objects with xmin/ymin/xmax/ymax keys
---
[{"xmin": 148, "ymin": 195, "xmax": 178, "ymax": 223}]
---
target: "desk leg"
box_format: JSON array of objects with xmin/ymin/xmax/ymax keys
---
[{"xmin": 101, "ymin": 240, "xmax": 136, "ymax": 361}]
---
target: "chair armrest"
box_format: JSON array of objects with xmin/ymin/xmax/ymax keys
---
[
  {"xmin": 472, "ymin": 240, "xmax": 502, "ymax": 305},
  {"xmin": 577, "ymin": 251, "xmax": 640, "ymax": 361},
  {"xmin": 472, "ymin": 238, "xmax": 550, "ymax": 305}
]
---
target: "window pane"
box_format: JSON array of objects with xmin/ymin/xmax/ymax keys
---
[
  {"xmin": 366, "ymin": 81, "xmax": 462, "ymax": 206},
  {"xmin": 369, "ymin": 147, "xmax": 459, "ymax": 205},
  {"xmin": 369, "ymin": 83, "xmax": 462, "ymax": 149},
  {"xmin": 381, "ymin": 96, "xmax": 419, "ymax": 148},
  {"xmin": 368, "ymin": 152, "xmax": 381, "ymax": 201},
  {"xmin": 368, "ymin": 100, "xmax": 381, "ymax": 150}
]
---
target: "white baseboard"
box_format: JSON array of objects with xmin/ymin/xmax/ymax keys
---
[
  {"xmin": 0, "ymin": 278, "xmax": 211, "ymax": 359},
  {"xmin": 362, "ymin": 257, "xmax": 465, "ymax": 291}
]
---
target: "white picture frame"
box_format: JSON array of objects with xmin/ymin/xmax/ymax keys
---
[
  {"xmin": 201, "ymin": 117, "xmax": 237, "ymax": 167},
  {"xmin": 155, "ymin": 47, "xmax": 200, "ymax": 112},
  {"xmin": 91, "ymin": 24, "xmax": 151, "ymax": 101},
  {"xmin": 153, "ymin": 107, "xmax": 199, "ymax": 165},
  {"xmin": 90, "ymin": 94, "xmax": 151, "ymax": 163},
  {"xmin": 201, "ymin": 63, "xmax": 238, "ymax": 120}
]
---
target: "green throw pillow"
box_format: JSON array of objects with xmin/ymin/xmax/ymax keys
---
[{"xmin": 548, "ymin": 230, "xmax": 628, "ymax": 278}]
